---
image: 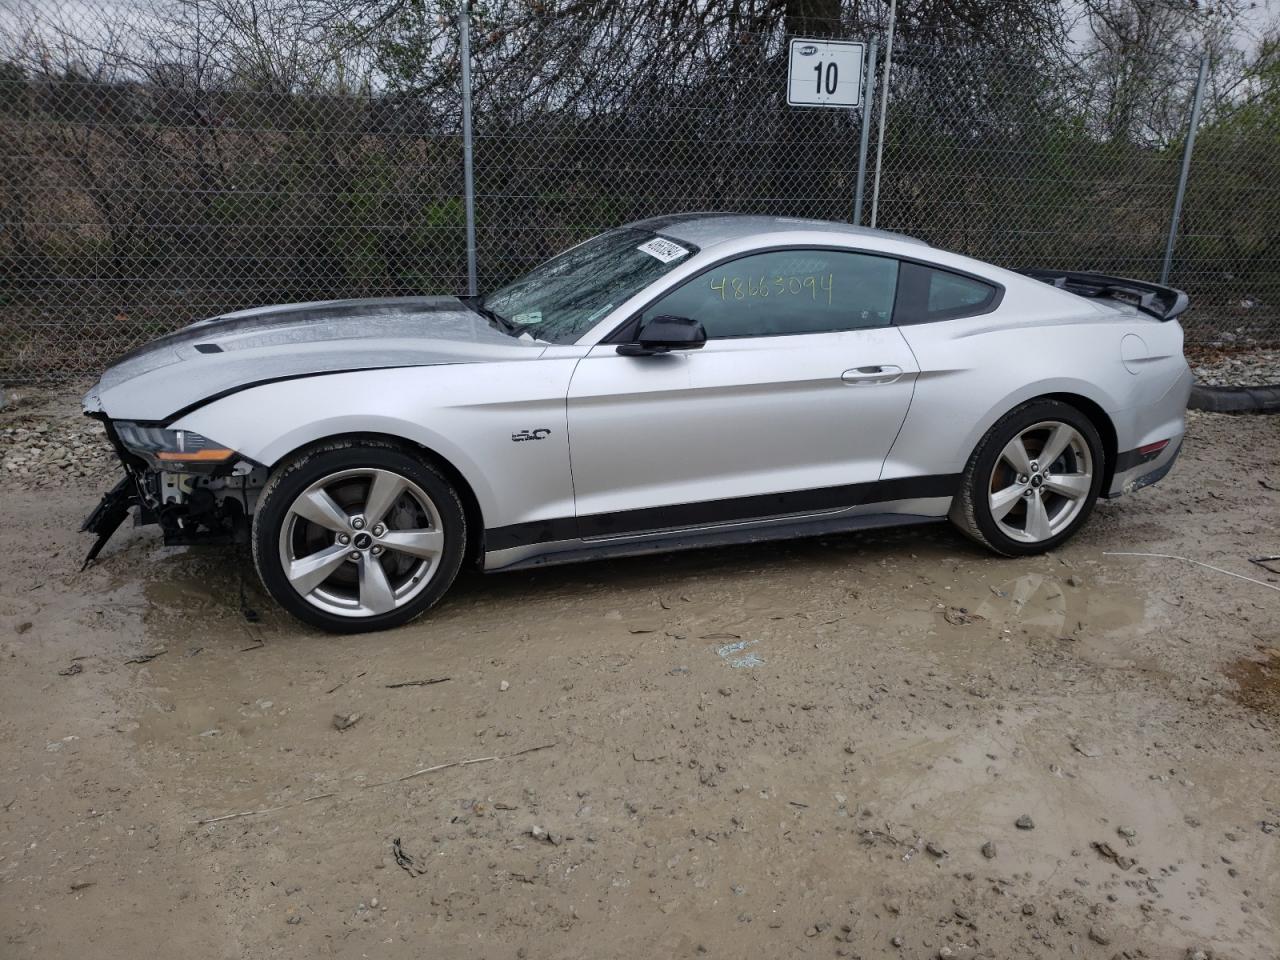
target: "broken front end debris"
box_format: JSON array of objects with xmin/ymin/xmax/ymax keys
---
[{"xmin": 80, "ymin": 417, "xmax": 268, "ymax": 567}]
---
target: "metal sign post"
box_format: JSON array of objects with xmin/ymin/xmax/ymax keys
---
[
  {"xmin": 459, "ymin": 2, "xmax": 478, "ymax": 297},
  {"xmin": 853, "ymin": 38, "xmax": 878, "ymax": 226},
  {"xmin": 1161, "ymin": 51, "xmax": 1210, "ymax": 286},
  {"xmin": 870, "ymin": 0, "xmax": 897, "ymax": 228}
]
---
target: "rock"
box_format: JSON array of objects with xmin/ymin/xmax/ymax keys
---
[
  {"xmin": 286, "ymin": 915, "xmax": 302, "ymax": 925},
  {"xmin": 1117, "ymin": 825, "xmax": 1137, "ymax": 838},
  {"xmin": 1071, "ymin": 739, "xmax": 1102, "ymax": 758},
  {"xmin": 891, "ymin": 935, "xmax": 904, "ymax": 948},
  {"xmin": 981, "ymin": 840, "xmax": 997, "ymax": 859},
  {"xmin": 1015, "ymin": 814, "xmax": 1035, "ymax": 830},
  {"xmin": 1092, "ymin": 840, "xmax": 1135, "ymax": 870},
  {"xmin": 925, "ymin": 841, "xmax": 947, "ymax": 858},
  {"xmin": 15, "ymin": 622, "xmax": 32, "ymax": 635},
  {"xmin": 529, "ymin": 825, "xmax": 560, "ymax": 845},
  {"xmin": 499, "ymin": 680, "xmax": 510, "ymax": 692},
  {"xmin": 1186, "ymin": 949, "xmax": 1212, "ymax": 960},
  {"xmin": 1066, "ymin": 574, "xmax": 1082, "ymax": 587},
  {"xmin": 944, "ymin": 606, "xmax": 983, "ymax": 626},
  {"xmin": 57, "ymin": 663, "xmax": 83, "ymax": 676},
  {"xmin": 333, "ymin": 712, "xmax": 362, "ymax": 731},
  {"xmin": 1088, "ymin": 925, "xmax": 1112, "ymax": 945}
]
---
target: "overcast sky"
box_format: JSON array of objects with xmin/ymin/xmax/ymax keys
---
[{"xmin": 4, "ymin": 0, "xmax": 1277, "ymax": 60}]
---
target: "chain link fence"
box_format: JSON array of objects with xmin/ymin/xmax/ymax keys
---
[
  {"xmin": 877, "ymin": 44, "xmax": 1278, "ymax": 348},
  {"xmin": 1, "ymin": 4, "xmax": 1276, "ymax": 383},
  {"xmin": 0, "ymin": 32, "xmax": 468, "ymax": 379}
]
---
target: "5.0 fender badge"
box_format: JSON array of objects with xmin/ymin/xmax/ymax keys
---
[{"xmin": 511, "ymin": 428, "xmax": 552, "ymax": 442}]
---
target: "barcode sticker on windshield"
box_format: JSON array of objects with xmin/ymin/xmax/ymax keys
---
[{"xmin": 637, "ymin": 238, "xmax": 689, "ymax": 263}]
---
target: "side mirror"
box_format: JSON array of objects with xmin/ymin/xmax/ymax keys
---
[{"xmin": 616, "ymin": 315, "xmax": 707, "ymax": 357}]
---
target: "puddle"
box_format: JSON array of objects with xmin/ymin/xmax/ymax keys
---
[{"xmin": 975, "ymin": 572, "xmax": 1072, "ymax": 634}]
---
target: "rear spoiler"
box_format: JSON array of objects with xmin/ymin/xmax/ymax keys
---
[{"xmin": 1018, "ymin": 269, "xmax": 1189, "ymax": 321}]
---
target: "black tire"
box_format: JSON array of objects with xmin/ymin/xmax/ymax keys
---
[
  {"xmin": 950, "ymin": 399, "xmax": 1105, "ymax": 556},
  {"xmin": 252, "ymin": 439, "xmax": 466, "ymax": 633}
]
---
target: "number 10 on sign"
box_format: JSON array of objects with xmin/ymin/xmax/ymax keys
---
[{"xmin": 786, "ymin": 39, "xmax": 865, "ymax": 108}]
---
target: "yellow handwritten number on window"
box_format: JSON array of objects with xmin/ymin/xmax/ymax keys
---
[{"xmin": 711, "ymin": 273, "xmax": 833, "ymax": 305}]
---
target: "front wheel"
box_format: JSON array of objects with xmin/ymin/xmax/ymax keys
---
[
  {"xmin": 950, "ymin": 400, "xmax": 1104, "ymax": 556},
  {"xmin": 252, "ymin": 440, "xmax": 466, "ymax": 632}
]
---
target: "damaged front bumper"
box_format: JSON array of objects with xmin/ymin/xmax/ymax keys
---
[
  {"xmin": 80, "ymin": 474, "xmax": 140, "ymax": 569},
  {"xmin": 79, "ymin": 416, "xmax": 268, "ymax": 567}
]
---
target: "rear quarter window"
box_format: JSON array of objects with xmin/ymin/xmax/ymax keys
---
[{"xmin": 894, "ymin": 261, "xmax": 1001, "ymax": 324}]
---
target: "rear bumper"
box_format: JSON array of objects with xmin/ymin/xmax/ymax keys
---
[{"xmin": 1104, "ymin": 439, "xmax": 1181, "ymax": 498}]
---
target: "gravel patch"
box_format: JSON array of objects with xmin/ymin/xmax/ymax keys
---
[
  {"xmin": 0, "ymin": 386, "xmax": 116, "ymax": 488},
  {"xmin": 1186, "ymin": 347, "xmax": 1280, "ymax": 387}
]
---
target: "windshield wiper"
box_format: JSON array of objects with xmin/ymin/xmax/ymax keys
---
[{"xmin": 465, "ymin": 297, "xmax": 520, "ymax": 337}]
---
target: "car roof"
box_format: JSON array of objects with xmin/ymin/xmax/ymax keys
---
[{"xmin": 625, "ymin": 212, "xmax": 929, "ymax": 249}]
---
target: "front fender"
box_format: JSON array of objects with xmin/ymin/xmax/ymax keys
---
[
  {"xmin": 169, "ymin": 363, "xmax": 579, "ymax": 530},
  {"xmin": 176, "ymin": 398, "xmax": 501, "ymax": 517}
]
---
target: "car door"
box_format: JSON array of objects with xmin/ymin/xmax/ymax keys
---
[{"xmin": 565, "ymin": 247, "xmax": 920, "ymax": 536}]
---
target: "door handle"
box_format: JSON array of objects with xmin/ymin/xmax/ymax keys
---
[{"xmin": 841, "ymin": 364, "xmax": 903, "ymax": 385}]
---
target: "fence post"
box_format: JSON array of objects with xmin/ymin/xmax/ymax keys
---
[
  {"xmin": 1161, "ymin": 51, "xmax": 1209, "ymax": 286},
  {"xmin": 459, "ymin": 1, "xmax": 478, "ymax": 297},
  {"xmin": 853, "ymin": 38, "xmax": 878, "ymax": 226},
  {"xmin": 869, "ymin": 0, "xmax": 897, "ymax": 228}
]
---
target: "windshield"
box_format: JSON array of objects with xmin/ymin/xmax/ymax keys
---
[{"xmin": 482, "ymin": 227, "xmax": 698, "ymax": 344}]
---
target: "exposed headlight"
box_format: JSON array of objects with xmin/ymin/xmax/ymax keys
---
[{"xmin": 115, "ymin": 422, "xmax": 236, "ymax": 471}]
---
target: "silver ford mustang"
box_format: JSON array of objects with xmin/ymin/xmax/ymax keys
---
[{"xmin": 82, "ymin": 213, "xmax": 1192, "ymax": 632}]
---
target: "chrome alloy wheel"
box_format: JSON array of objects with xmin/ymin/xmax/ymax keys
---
[
  {"xmin": 987, "ymin": 420, "xmax": 1093, "ymax": 544},
  {"xmin": 277, "ymin": 468, "xmax": 445, "ymax": 618}
]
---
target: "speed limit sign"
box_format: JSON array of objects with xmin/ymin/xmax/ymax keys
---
[{"xmin": 787, "ymin": 39, "xmax": 865, "ymax": 108}]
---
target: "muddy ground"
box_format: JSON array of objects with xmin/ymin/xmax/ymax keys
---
[{"xmin": 1, "ymin": 391, "xmax": 1278, "ymax": 960}]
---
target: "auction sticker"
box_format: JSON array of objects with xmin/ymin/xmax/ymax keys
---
[{"xmin": 637, "ymin": 238, "xmax": 689, "ymax": 263}]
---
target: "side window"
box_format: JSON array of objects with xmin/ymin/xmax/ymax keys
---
[
  {"xmin": 895, "ymin": 262, "xmax": 999, "ymax": 324},
  {"xmin": 638, "ymin": 249, "xmax": 899, "ymax": 339},
  {"xmin": 928, "ymin": 271, "xmax": 995, "ymax": 315}
]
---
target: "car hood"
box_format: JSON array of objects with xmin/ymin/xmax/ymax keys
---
[{"xmin": 83, "ymin": 296, "xmax": 540, "ymax": 422}]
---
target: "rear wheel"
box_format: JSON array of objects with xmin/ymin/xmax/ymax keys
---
[
  {"xmin": 950, "ymin": 400, "xmax": 1104, "ymax": 556},
  {"xmin": 253, "ymin": 440, "xmax": 466, "ymax": 632}
]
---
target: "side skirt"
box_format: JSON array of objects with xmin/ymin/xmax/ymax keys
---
[{"xmin": 486, "ymin": 510, "xmax": 946, "ymax": 573}]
